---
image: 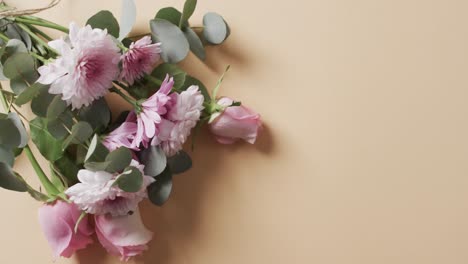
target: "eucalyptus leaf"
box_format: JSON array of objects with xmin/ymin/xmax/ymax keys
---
[
  {"xmin": 203, "ymin": 12, "xmax": 229, "ymax": 44},
  {"xmin": 167, "ymin": 151, "xmax": 192, "ymax": 174},
  {"xmin": 84, "ymin": 134, "xmax": 109, "ymax": 162},
  {"xmin": 105, "ymin": 147, "xmax": 132, "ymax": 173},
  {"xmin": 3, "ymin": 39, "xmax": 27, "ymax": 59},
  {"xmin": 147, "ymin": 166, "xmax": 172, "ymax": 206},
  {"xmin": 0, "ymin": 162, "xmax": 27, "ymax": 192},
  {"xmin": 180, "ymin": 0, "xmax": 197, "ymax": 27},
  {"xmin": 9, "ymin": 77, "xmax": 29, "ymax": 94},
  {"xmin": 150, "ymin": 18, "xmax": 189, "ymax": 63},
  {"xmin": 15, "ymin": 82, "xmax": 41, "ymax": 106},
  {"xmin": 47, "ymin": 95, "xmax": 68, "ymax": 120},
  {"xmin": 8, "ymin": 112, "xmax": 28, "ymax": 148},
  {"xmin": 139, "ymin": 145, "xmax": 167, "ymax": 177},
  {"xmin": 0, "ymin": 146, "xmax": 14, "ymax": 167},
  {"xmin": 183, "ymin": 27, "xmax": 205, "ymax": 60},
  {"xmin": 30, "ymin": 117, "xmax": 64, "ymax": 161},
  {"xmin": 54, "ymin": 156, "xmax": 79, "ymax": 185},
  {"xmin": 85, "ymin": 134, "xmax": 99, "ymax": 162},
  {"xmin": 86, "ymin": 10, "xmax": 120, "ymax": 38},
  {"xmin": 46, "ymin": 111, "xmax": 73, "ymax": 139},
  {"xmin": 62, "ymin": 122, "xmax": 93, "ymax": 150},
  {"xmin": 3, "ymin": 53, "xmax": 37, "ymax": 92},
  {"xmin": 0, "ymin": 117, "xmax": 21, "ymax": 149},
  {"xmin": 78, "ymin": 98, "xmax": 111, "ymax": 132},
  {"xmin": 151, "ymin": 63, "xmax": 186, "ymax": 89},
  {"xmin": 119, "ymin": 0, "xmax": 137, "ymax": 40},
  {"xmin": 84, "ymin": 161, "xmax": 111, "ymax": 172},
  {"xmin": 31, "ymin": 84, "xmax": 54, "ymax": 117},
  {"xmin": 115, "ymin": 166, "xmax": 143, "ymax": 192},
  {"xmin": 155, "ymin": 7, "xmax": 184, "ymax": 26}
]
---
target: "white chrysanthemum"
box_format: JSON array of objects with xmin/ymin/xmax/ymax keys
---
[
  {"xmin": 65, "ymin": 160, "xmax": 154, "ymax": 216},
  {"xmin": 37, "ymin": 22, "xmax": 121, "ymax": 109},
  {"xmin": 152, "ymin": 86, "xmax": 204, "ymax": 156}
]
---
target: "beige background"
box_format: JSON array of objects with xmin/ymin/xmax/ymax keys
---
[{"xmin": 1, "ymin": 0, "xmax": 468, "ymax": 263}]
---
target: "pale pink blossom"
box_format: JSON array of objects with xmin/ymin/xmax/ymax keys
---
[
  {"xmin": 65, "ymin": 160, "xmax": 154, "ymax": 216},
  {"xmin": 152, "ymin": 86, "xmax": 204, "ymax": 156},
  {"xmin": 120, "ymin": 36, "xmax": 161, "ymax": 85},
  {"xmin": 95, "ymin": 208, "xmax": 152, "ymax": 261},
  {"xmin": 37, "ymin": 22, "xmax": 120, "ymax": 109},
  {"xmin": 209, "ymin": 97, "xmax": 262, "ymax": 144},
  {"xmin": 38, "ymin": 200, "xmax": 93, "ymax": 258},
  {"xmin": 133, "ymin": 75, "xmax": 173, "ymax": 148},
  {"xmin": 102, "ymin": 122, "xmax": 139, "ymax": 151}
]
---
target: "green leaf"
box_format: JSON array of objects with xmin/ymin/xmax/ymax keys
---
[
  {"xmin": 77, "ymin": 98, "xmax": 111, "ymax": 132},
  {"xmin": 115, "ymin": 166, "xmax": 143, "ymax": 192},
  {"xmin": 15, "ymin": 82, "xmax": 41, "ymax": 106},
  {"xmin": 0, "ymin": 116, "xmax": 21, "ymax": 149},
  {"xmin": 139, "ymin": 145, "xmax": 167, "ymax": 177},
  {"xmin": 46, "ymin": 111, "xmax": 73, "ymax": 139},
  {"xmin": 3, "ymin": 52, "xmax": 37, "ymax": 82},
  {"xmin": 1, "ymin": 39, "xmax": 27, "ymax": 62},
  {"xmin": 30, "ymin": 117, "xmax": 64, "ymax": 161},
  {"xmin": 167, "ymin": 151, "xmax": 192, "ymax": 174},
  {"xmin": 84, "ymin": 161, "xmax": 111, "ymax": 171},
  {"xmin": 86, "ymin": 10, "xmax": 120, "ymax": 38},
  {"xmin": 183, "ymin": 27, "xmax": 205, "ymax": 60},
  {"xmin": 85, "ymin": 134, "xmax": 99, "ymax": 162},
  {"xmin": 0, "ymin": 162, "xmax": 27, "ymax": 192},
  {"xmin": 150, "ymin": 18, "xmax": 190, "ymax": 63},
  {"xmin": 203, "ymin": 12, "xmax": 229, "ymax": 44},
  {"xmin": 182, "ymin": 75, "xmax": 211, "ymax": 101},
  {"xmin": 119, "ymin": 0, "xmax": 137, "ymax": 40},
  {"xmin": 180, "ymin": 0, "xmax": 197, "ymax": 28},
  {"xmin": 31, "ymin": 84, "xmax": 54, "ymax": 117},
  {"xmin": 84, "ymin": 134, "xmax": 109, "ymax": 162},
  {"xmin": 147, "ymin": 166, "xmax": 172, "ymax": 206},
  {"xmin": 62, "ymin": 122, "xmax": 93, "ymax": 150},
  {"xmin": 54, "ymin": 156, "xmax": 79, "ymax": 185},
  {"xmin": 155, "ymin": 7, "xmax": 184, "ymax": 26},
  {"xmin": 105, "ymin": 147, "xmax": 132, "ymax": 173},
  {"xmin": 8, "ymin": 112, "xmax": 28, "ymax": 148},
  {"xmin": 0, "ymin": 146, "xmax": 14, "ymax": 167},
  {"xmin": 47, "ymin": 95, "xmax": 68, "ymax": 120},
  {"xmin": 151, "ymin": 63, "xmax": 186, "ymax": 89}
]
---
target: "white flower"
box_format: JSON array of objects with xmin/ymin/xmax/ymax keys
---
[
  {"xmin": 65, "ymin": 160, "xmax": 154, "ymax": 216},
  {"xmin": 37, "ymin": 22, "xmax": 121, "ymax": 109}
]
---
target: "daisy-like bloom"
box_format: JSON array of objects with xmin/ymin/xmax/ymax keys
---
[
  {"xmin": 120, "ymin": 36, "xmax": 161, "ymax": 85},
  {"xmin": 65, "ymin": 160, "xmax": 154, "ymax": 216},
  {"xmin": 102, "ymin": 122, "xmax": 139, "ymax": 151},
  {"xmin": 152, "ymin": 86, "xmax": 204, "ymax": 156},
  {"xmin": 37, "ymin": 22, "xmax": 121, "ymax": 109},
  {"xmin": 132, "ymin": 75, "xmax": 173, "ymax": 148}
]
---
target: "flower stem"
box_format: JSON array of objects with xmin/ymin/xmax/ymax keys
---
[
  {"xmin": 24, "ymin": 146, "xmax": 59, "ymax": 196},
  {"xmin": 29, "ymin": 52, "xmax": 49, "ymax": 63},
  {"xmin": 16, "ymin": 23, "xmax": 58, "ymax": 55},
  {"xmin": 28, "ymin": 25, "xmax": 53, "ymax": 41},
  {"xmin": 0, "ymin": 31, "xmax": 8, "ymax": 42},
  {"xmin": 212, "ymin": 65, "xmax": 231, "ymax": 99},
  {"xmin": 14, "ymin": 16, "xmax": 69, "ymax": 33},
  {"xmin": 144, "ymin": 75, "xmax": 163, "ymax": 86},
  {"xmin": 110, "ymin": 87, "xmax": 137, "ymax": 106}
]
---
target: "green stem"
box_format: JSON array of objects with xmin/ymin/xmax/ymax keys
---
[
  {"xmin": 30, "ymin": 52, "xmax": 48, "ymax": 63},
  {"xmin": 212, "ymin": 65, "xmax": 231, "ymax": 99},
  {"xmin": 16, "ymin": 23, "xmax": 58, "ymax": 55},
  {"xmin": 0, "ymin": 32, "xmax": 8, "ymax": 42},
  {"xmin": 24, "ymin": 146, "xmax": 59, "ymax": 196},
  {"xmin": 14, "ymin": 16, "xmax": 69, "ymax": 33},
  {"xmin": 110, "ymin": 87, "xmax": 137, "ymax": 106},
  {"xmin": 28, "ymin": 25, "xmax": 53, "ymax": 41},
  {"xmin": 144, "ymin": 75, "xmax": 163, "ymax": 86}
]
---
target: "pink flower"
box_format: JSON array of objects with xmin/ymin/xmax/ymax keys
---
[
  {"xmin": 133, "ymin": 75, "xmax": 173, "ymax": 148},
  {"xmin": 152, "ymin": 86, "xmax": 204, "ymax": 156},
  {"xmin": 120, "ymin": 36, "xmax": 161, "ymax": 85},
  {"xmin": 209, "ymin": 97, "xmax": 262, "ymax": 144},
  {"xmin": 37, "ymin": 22, "xmax": 120, "ymax": 109},
  {"xmin": 95, "ymin": 208, "xmax": 152, "ymax": 261},
  {"xmin": 38, "ymin": 200, "xmax": 93, "ymax": 258},
  {"xmin": 102, "ymin": 122, "xmax": 139, "ymax": 151},
  {"xmin": 65, "ymin": 160, "xmax": 155, "ymax": 216}
]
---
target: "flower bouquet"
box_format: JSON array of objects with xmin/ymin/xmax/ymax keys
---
[{"xmin": 0, "ymin": 0, "xmax": 261, "ymax": 260}]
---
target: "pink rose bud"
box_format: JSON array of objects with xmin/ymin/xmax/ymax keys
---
[
  {"xmin": 209, "ymin": 97, "xmax": 262, "ymax": 144},
  {"xmin": 38, "ymin": 200, "xmax": 93, "ymax": 258},
  {"xmin": 95, "ymin": 208, "xmax": 153, "ymax": 261}
]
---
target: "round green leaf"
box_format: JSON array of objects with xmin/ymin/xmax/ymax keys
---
[
  {"xmin": 155, "ymin": 7, "xmax": 184, "ymax": 26},
  {"xmin": 46, "ymin": 111, "xmax": 73, "ymax": 139},
  {"xmin": 150, "ymin": 18, "xmax": 190, "ymax": 63},
  {"xmin": 30, "ymin": 117, "xmax": 64, "ymax": 161},
  {"xmin": 62, "ymin": 122, "xmax": 93, "ymax": 150},
  {"xmin": 47, "ymin": 95, "xmax": 68, "ymax": 120},
  {"xmin": 167, "ymin": 151, "xmax": 192, "ymax": 174},
  {"xmin": 115, "ymin": 166, "xmax": 143, "ymax": 192},
  {"xmin": 84, "ymin": 161, "xmax": 112, "ymax": 172},
  {"xmin": 147, "ymin": 167, "xmax": 172, "ymax": 206},
  {"xmin": 78, "ymin": 98, "xmax": 111, "ymax": 132},
  {"xmin": 183, "ymin": 27, "xmax": 206, "ymax": 60},
  {"xmin": 139, "ymin": 145, "xmax": 167, "ymax": 177},
  {"xmin": 86, "ymin": 10, "xmax": 120, "ymax": 38},
  {"xmin": 0, "ymin": 117, "xmax": 21, "ymax": 149},
  {"xmin": 3, "ymin": 39, "xmax": 27, "ymax": 60},
  {"xmin": 105, "ymin": 147, "xmax": 133, "ymax": 173},
  {"xmin": 3, "ymin": 52, "xmax": 37, "ymax": 81},
  {"xmin": 0, "ymin": 162, "xmax": 27, "ymax": 192},
  {"xmin": 0, "ymin": 146, "xmax": 14, "ymax": 167},
  {"xmin": 203, "ymin": 12, "xmax": 228, "ymax": 44},
  {"xmin": 31, "ymin": 84, "xmax": 54, "ymax": 117},
  {"xmin": 151, "ymin": 63, "xmax": 186, "ymax": 89},
  {"xmin": 15, "ymin": 82, "xmax": 41, "ymax": 106},
  {"xmin": 8, "ymin": 112, "xmax": 28, "ymax": 148}
]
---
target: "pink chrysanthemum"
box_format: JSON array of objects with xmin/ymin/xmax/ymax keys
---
[
  {"xmin": 152, "ymin": 86, "xmax": 204, "ymax": 156},
  {"xmin": 120, "ymin": 36, "xmax": 161, "ymax": 85},
  {"xmin": 102, "ymin": 122, "xmax": 139, "ymax": 151},
  {"xmin": 37, "ymin": 22, "xmax": 121, "ymax": 109},
  {"xmin": 132, "ymin": 75, "xmax": 173, "ymax": 148},
  {"xmin": 65, "ymin": 161, "xmax": 154, "ymax": 216}
]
